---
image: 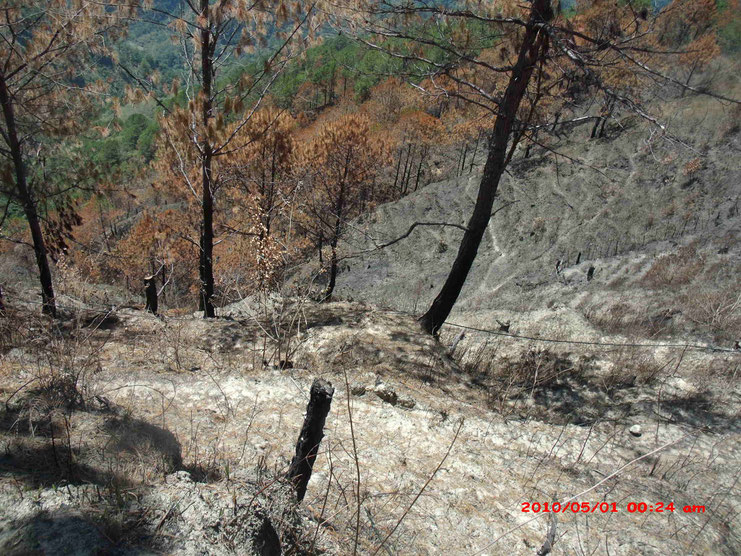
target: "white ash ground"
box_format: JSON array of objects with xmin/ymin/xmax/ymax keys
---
[{"xmin": 1, "ymin": 302, "xmax": 738, "ymax": 554}]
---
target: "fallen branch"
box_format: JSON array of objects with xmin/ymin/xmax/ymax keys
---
[{"xmin": 349, "ymin": 201, "xmax": 518, "ymax": 257}]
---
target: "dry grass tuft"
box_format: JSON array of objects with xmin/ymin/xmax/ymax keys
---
[{"xmin": 641, "ymin": 243, "xmax": 704, "ymax": 289}]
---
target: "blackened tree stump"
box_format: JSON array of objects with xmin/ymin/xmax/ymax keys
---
[
  {"xmin": 287, "ymin": 378, "xmax": 335, "ymax": 502},
  {"xmin": 144, "ymin": 275, "xmax": 158, "ymax": 314}
]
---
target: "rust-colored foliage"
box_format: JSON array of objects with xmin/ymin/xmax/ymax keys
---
[
  {"xmin": 112, "ymin": 209, "xmax": 198, "ymax": 302},
  {"xmin": 296, "ymin": 112, "xmax": 391, "ymax": 295}
]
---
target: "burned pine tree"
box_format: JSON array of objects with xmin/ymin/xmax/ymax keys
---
[{"xmin": 349, "ymin": 0, "xmax": 735, "ymax": 334}]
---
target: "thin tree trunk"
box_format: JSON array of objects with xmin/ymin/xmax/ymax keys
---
[
  {"xmin": 681, "ymin": 63, "xmax": 697, "ymax": 98},
  {"xmin": 393, "ymin": 147, "xmax": 403, "ymax": 192},
  {"xmin": 326, "ymin": 241, "xmax": 338, "ymax": 299},
  {"xmin": 420, "ymin": 0, "xmax": 552, "ymax": 334},
  {"xmin": 598, "ymin": 99, "xmax": 612, "ymax": 138},
  {"xmin": 414, "ymin": 147, "xmax": 425, "ymax": 191},
  {"xmin": 161, "ymin": 262, "xmax": 167, "ymax": 305},
  {"xmin": 469, "ymin": 132, "xmax": 480, "ymax": 173},
  {"xmin": 324, "ymin": 180, "xmax": 345, "ymax": 300},
  {"xmin": 0, "ymin": 71, "xmax": 56, "ymax": 317},
  {"xmin": 590, "ymin": 116, "xmax": 601, "ymax": 138},
  {"xmin": 401, "ymin": 143, "xmax": 413, "ymax": 194},
  {"xmin": 459, "ymin": 143, "xmax": 468, "ymax": 176},
  {"xmin": 199, "ymin": 0, "xmax": 215, "ymax": 318}
]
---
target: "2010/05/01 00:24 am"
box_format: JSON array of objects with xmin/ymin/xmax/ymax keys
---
[{"xmin": 522, "ymin": 502, "xmax": 706, "ymax": 514}]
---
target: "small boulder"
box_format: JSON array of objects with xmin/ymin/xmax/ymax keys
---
[
  {"xmin": 350, "ymin": 384, "xmax": 367, "ymax": 396},
  {"xmin": 374, "ymin": 382, "xmax": 398, "ymax": 405},
  {"xmin": 374, "ymin": 383, "xmax": 415, "ymax": 409}
]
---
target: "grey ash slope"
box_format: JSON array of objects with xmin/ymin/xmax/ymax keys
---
[{"xmin": 333, "ymin": 89, "xmax": 741, "ymax": 344}]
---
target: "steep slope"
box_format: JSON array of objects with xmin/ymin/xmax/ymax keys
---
[
  {"xmin": 0, "ymin": 303, "xmax": 738, "ymax": 554},
  {"xmin": 332, "ymin": 88, "xmax": 741, "ymax": 345}
]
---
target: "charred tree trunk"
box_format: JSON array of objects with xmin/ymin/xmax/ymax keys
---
[
  {"xmin": 325, "ymin": 240, "xmax": 338, "ymax": 300},
  {"xmin": 590, "ymin": 115, "xmax": 601, "ymax": 138},
  {"xmin": 324, "ymin": 191, "xmax": 344, "ymax": 300},
  {"xmin": 144, "ymin": 276, "xmax": 158, "ymax": 314},
  {"xmin": 199, "ymin": 0, "xmax": 215, "ymax": 318},
  {"xmin": 459, "ymin": 143, "xmax": 468, "ymax": 176},
  {"xmin": 414, "ymin": 148, "xmax": 425, "ymax": 191},
  {"xmin": 287, "ymin": 378, "xmax": 335, "ymax": 502},
  {"xmin": 598, "ymin": 101, "xmax": 612, "ymax": 138},
  {"xmin": 324, "ymin": 163, "xmax": 348, "ymax": 300},
  {"xmin": 401, "ymin": 143, "xmax": 413, "ymax": 194},
  {"xmin": 681, "ymin": 63, "xmax": 697, "ymax": 98},
  {"xmin": 420, "ymin": 0, "xmax": 552, "ymax": 334},
  {"xmin": 393, "ymin": 147, "xmax": 403, "ymax": 192},
  {"xmin": 0, "ymin": 71, "xmax": 56, "ymax": 317},
  {"xmin": 469, "ymin": 131, "xmax": 481, "ymax": 173}
]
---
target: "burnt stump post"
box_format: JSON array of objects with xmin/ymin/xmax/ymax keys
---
[
  {"xmin": 287, "ymin": 378, "xmax": 334, "ymax": 502},
  {"xmin": 144, "ymin": 275, "xmax": 158, "ymax": 314}
]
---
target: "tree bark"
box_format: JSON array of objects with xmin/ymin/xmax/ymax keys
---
[
  {"xmin": 324, "ymin": 182, "xmax": 344, "ymax": 300},
  {"xmin": 323, "ymin": 156, "xmax": 349, "ymax": 300},
  {"xmin": 393, "ymin": 147, "xmax": 402, "ymax": 191},
  {"xmin": 414, "ymin": 148, "xmax": 425, "ymax": 191},
  {"xmin": 144, "ymin": 276, "xmax": 158, "ymax": 314},
  {"xmin": 401, "ymin": 143, "xmax": 413, "ymax": 194},
  {"xmin": 199, "ymin": 0, "xmax": 215, "ymax": 318},
  {"xmin": 458, "ymin": 143, "xmax": 468, "ymax": 176},
  {"xmin": 469, "ymin": 132, "xmax": 481, "ymax": 173},
  {"xmin": 326, "ymin": 241, "xmax": 338, "ymax": 300},
  {"xmin": 287, "ymin": 378, "xmax": 335, "ymax": 502},
  {"xmin": 0, "ymin": 71, "xmax": 56, "ymax": 317},
  {"xmin": 419, "ymin": 0, "xmax": 552, "ymax": 334}
]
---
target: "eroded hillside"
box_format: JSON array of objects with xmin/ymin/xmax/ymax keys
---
[
  {"xmin": 0, "ymin": 296, "xmax": 738, "ymax": 554},
  {"xmin": 333, "ymin": 86, "xmax": 741, "ymax": 349}
]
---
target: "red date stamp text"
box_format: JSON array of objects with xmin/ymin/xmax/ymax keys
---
[{"xmin": 521, "ymin": 502, "xmax": 705, "ymax": 514}]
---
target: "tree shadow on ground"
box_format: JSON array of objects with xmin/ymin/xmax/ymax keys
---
[
  {"xmin": 0, "ymin": 511, "xmax": 145, "ymax": 555},
  {"xmin": 0, "ymin": 400, "xmax": 183, "ymax": 489},
  {"xmin": 529, "ymin": 380, "xmax": 737, "ymax": 432},
  {"xmin": 470, "ymin": 349, "xmax": 738, "ymax": 433},
  {"xmin": 0, "ymin": 401, "xmax": 187, "ymax": 554}
]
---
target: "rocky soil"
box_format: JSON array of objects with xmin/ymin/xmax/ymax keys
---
[{"xmin": 0, "ymin": 299, "xmax": 738, "ymax": 554}]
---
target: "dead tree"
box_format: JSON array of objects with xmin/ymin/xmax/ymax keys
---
[
  {"xmin": 587, "ymin": 266, "xmax": 595, "ymax": 282},
  {"xmin": 287, "ymin": 378, "xmax": 335, "ymax": 502},
  {"xmin": 144, "ymin": 275, "xmax": 158, "ymax": 314},
  {"xmin": 418, "ymin": 0, "xmax": 554, "ymax": 334}
]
